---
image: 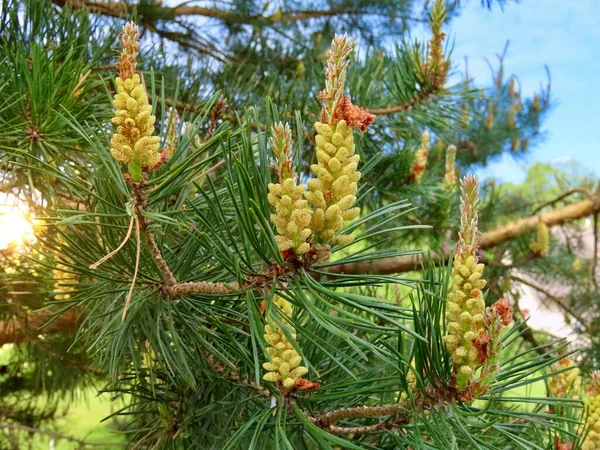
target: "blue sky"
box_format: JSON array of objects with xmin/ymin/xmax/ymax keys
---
[{"xmin": 449, "ymin": 0, "xmax": 600, "ymax": 183}]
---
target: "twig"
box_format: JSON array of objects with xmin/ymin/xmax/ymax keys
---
[
  {"xmin": 367, "ymin": 87, "xmax": 435, "ymax": 116},
  {"xmin": 307, "ymin": 387, "xmax": 445, "ymax": 435},
  {"xmin": 511, "ymin": 275, "xmax": 589, "ymax": 333},
  {"xmin": 130, "ymin": 182, "xmax": 241, "ymax": 297},
  {"xmin": 314, "ymin": 404, "xmax": 404, "ymax": 427},
  {"xmin": 201, "ymin": 97, "xmax": 226, "ymax": 144},
  {"xmin": 531, "ymin": 188, "xmax": 591, "ymax": 215},
  {"xmin": 0, "ymin": 309, "xmax": 82, "ymax": 346}
]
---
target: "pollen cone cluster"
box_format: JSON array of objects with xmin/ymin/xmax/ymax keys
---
[
  {"xmin": 262, "ymin": 296, "xmax": 309, "ymax": 389},
  {"xmin": 582, "ymin": 371, "xmax": 600, "ymax": 450},
  {"xmin": 549, "ymin": 356, "xmax": 581, "ymax": 398},
  {"xmin": 110, "ymin": 74, "xmax": 160, "ymax": 179},
  {"xmin": 110, "ymin": 22, "xmax": 161, "ymax": 181},
  {"xmin": 442, "ymin": 175, "xmax": 487, "ymax": 388},
  {"xmin": 306, "ymin": 119, "xmax": 360, "ymax": 245},
  {"xmin": 267, "ymin": 123, "xmax": 312, "ymax": 256},
  {"xmin": 443, "ymin": 254, "xmax": 487, "ymax": 388},
  {"xmin": 268, "ymin": 179, "xmax": 312, "ymax": 255}
]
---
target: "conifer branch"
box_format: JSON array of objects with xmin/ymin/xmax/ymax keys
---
[
  {"xmin": 510, "ymin": 275, "xmax": 590, "ymax": 333},
  {"xmin": 367, "ymin": 87, "xmax": 437, "ymax": 116},
  {"xmin": 313, "ymin": 404, "xmax": 404, "ymax": 427},
  {"xmin": 51, "ymin": 1, "xmax": 421, "ymax": 25},
  {"xmin": 308, "ymin": 382, "xmax": 461, "ymax": 435},
  {"xmin": 130, "ymin": 182, "xmax": 241, "ymax": 297},
  {"xmin": 328, "ymin": 194, "xmax": 600, "ymax": 275}
]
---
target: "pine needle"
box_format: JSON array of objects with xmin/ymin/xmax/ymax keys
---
[
  {"xmin": 122, "ymin": 214, "xmax": 141, "ymax": 322},
  {"xmin": 89, "ymin": 216, "xmax": 134, "ymax": 269}
]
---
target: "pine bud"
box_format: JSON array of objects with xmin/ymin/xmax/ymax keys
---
[
  {"xmin": 267, "ymin": 123, "xmax": 313, "ymax": 256},
  {"xmin": 318, "ymin": 34, "xmax": 354, "ymax": 125},
  {"xmin": 460, "ymin": 103, "xmax": 470, "ymax": 129},
  {"xmin": 532, "ymin": 93, "xmax": 541, "ymax": 112},
  {"xmin": 426, "ymin": 0, "xmax": 450, "ymax": 89},
  {"xmin": 119, "ymin": 22, "xmax": 139, "ymax": 80},
  {"xmin": 507, "ymin": 105, "xmax": 516, "ymax": 129},
  {"xmin": 510, "ymin": 136, "xmax": 521, "ymax": 152},
  {"xmin": 165, "ymin": 107, "xmax": 179, "ymax": 158},
  {"xmin": 485, "ymin": 104, "xmax": 495, "ymax": 130}
]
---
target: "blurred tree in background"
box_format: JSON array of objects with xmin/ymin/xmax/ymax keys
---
[{"xmin": 0, "ymin": 0, "xmax": 598, "ymax": 448}]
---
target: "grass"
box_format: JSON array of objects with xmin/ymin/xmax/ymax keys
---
[{"xmin": 29, "ymin": 390, "xmax": 126, "ymax": 450}]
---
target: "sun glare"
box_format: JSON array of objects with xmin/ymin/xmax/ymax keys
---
[{"xmin": 0, "ymin": 205, "xmax": 36, "ymax": 250}]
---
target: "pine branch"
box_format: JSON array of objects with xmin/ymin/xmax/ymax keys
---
[
  {"xmin": 531, "ymin": 188, "xmax": 591, "ymax": 214},
  {"xmin": 51, "ymin": 0, "xmax": 420, "ymax": 25},
  {"xmin": 308, "ymin": 381, "xmax": 460, "ymax": 435},
  {"xmin": 328, "ymin": 193, "xmax": 600, "ymax": 275},
  {"xmin": 510, "ymin": 274, "xmax": 590, "ymax": 333},
  {"xmin": 131, "ymin": 181, "xmax": 241, "ymax": 296},
  {"xmin": 367, "ymin": 86, "xmax": 437, "ymax": 116}
]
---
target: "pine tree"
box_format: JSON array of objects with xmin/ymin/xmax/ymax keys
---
[{"xmin": 0, "ymin": 0, "xmax": 598, "ymax": 448}]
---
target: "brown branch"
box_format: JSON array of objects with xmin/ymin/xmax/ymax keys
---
[
  {"xmin": 328, "ymin": 195, "xmax": 600, "ymax": 275},
  {"xmin": 367, "ymin": 86, "xmax": 436, "ymax": 116},
  {"xmin": 131, "ymin": 182, "xmax": 241, "ymax": 297},
  {"xmin": 52, "ymin": 1, "xmax": 417, "ymax": 25},
  {"xmin": 593, "ymin": 211, "xmax": 599, "ymax": 290},
  {"xmin": 308, "ymin": 382, "xmax": 456, "ymax": 435},
  {"xmin": 510, "ymin": 275, "xmax": 589, "ymax": 333},
  {"xmin": 314, "ymin": 404, "xmax": 404, "ymax": 427},
  {"xmin": 309, "ymin": 403, "xmax": 410, "ymax": 434},
  {"xmin": 531, "ymin": 188, "xmax": 591, "ymax": 215}
]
